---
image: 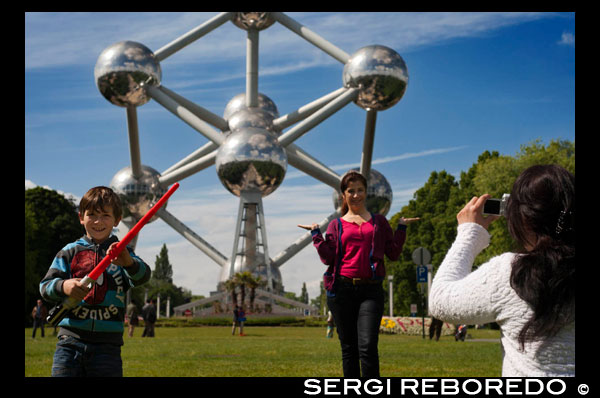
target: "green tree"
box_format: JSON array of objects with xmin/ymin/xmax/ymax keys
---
[
  {"xmin": 385, "ymin": 139, "xmax": 574, "ymax": 316},
  {"xmin": 153, "ymin": 244, "xmax": 173, "ymax": 283},
  {"xmin": 25, "ymin": 187, "xmax": 83, "ymax": 326},
  {"xmin": 300, "ymin": 282, "xmax": 309, "ymax": 304}
]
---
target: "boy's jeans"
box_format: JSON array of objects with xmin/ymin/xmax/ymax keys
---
[
  {"xmin": 327, "ymin": 281, "xmax": 384, "ymax": 378},
  {"xmin": 51, "ymin": 335, "xmax": 122, "ymax": 377}
]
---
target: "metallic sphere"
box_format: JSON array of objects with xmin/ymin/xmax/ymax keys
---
[
  {"xmin": 109, "ymin": 165, "xmax": 168, "ymax": 222},
  {"xmin": 231, "ymin": 12, "xmax": 276, "ymax": 31},
  {"xmin": 227, "ymin": 108, "xmax": 278, "ymax": 134},
  {"xmin": 342, "ymin": 45, "xmax": 408, "ymax": 111},
  {"xmin": 216, "ymin": 127, "xmax": 287, "ymax": 197},
  {"xmin": 333, "ymin": 168, "xmax": 393, "ymax": 216},
  {"xmin": 223, "ymin": 92, "xmax": 279, "ymax": 122},
  {"xmin": 94, "ymin": 41, "xmax": 161, "ymax": 107}
]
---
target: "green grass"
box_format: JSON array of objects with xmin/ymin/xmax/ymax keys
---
[{"xmin": 25, "ymin": 326, "xmax": 502, "ymax": 377}]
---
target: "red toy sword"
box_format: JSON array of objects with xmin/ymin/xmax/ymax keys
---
[{"xmin": 46, "ymin": 182, "xmax": 180, "ymax": 326}]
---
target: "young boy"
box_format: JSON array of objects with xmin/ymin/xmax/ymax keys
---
[{"xmin": 40, "ymin": 186, "xmax": 151, "ymax": 377}]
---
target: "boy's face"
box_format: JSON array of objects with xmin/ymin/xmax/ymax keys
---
[{"xmin": 79, "ymin": 206, "xmax": 121, "ymax": 244}]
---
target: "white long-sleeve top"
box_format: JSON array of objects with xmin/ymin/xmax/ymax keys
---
[{"xmin": 429, "ymin": 222, "xmax": 575, "ymax": 377}]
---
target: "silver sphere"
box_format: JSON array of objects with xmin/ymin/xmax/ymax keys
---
[
  {"xmin": 109, "ymin": 165, "xmax": 168, "ymax": 222},
  {"xmin": 223, "ymin": 92, "xmax": 279, "ymax": 121},
  {"xmin": 216, "ymin": 127, "xmax": 287, "ymax": 197},
  {"xmin": 231, "ymin": 12, "xmax": 276, "ymax": 31},
  {"xmin": 227, "ymin": 108, "xmax": 278, "ymax": 134},
  {"xmin": 333, "ymin": 168, "xmax": 393, "ymax": 216},
  {"xmin": 218, "ymin": 253, "xmax": 283, "ymax": 294},
  {"xmin": 94, "ymin": 41, "xmax": 161, "ymax": 107},
  {"xmin": 342, "ymin": 45, "xmax": 408, "ymax": 111}
]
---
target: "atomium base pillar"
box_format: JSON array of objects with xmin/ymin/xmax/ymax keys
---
[{"xmin": 228, "ymin": 190, "xmax": 274, "ymax": 295}]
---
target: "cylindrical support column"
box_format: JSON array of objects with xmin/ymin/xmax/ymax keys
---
[
  {"xmin": 154, "ymin": 12, "xmax": 234, "ymax": 61},
  {"xmin": 359, "ymin": 109, "xmax": 377, "ymax": 179},
  {"xmin": 126, "ymin": 106, "xmax": 143, "ymax": 179},
  {"xmin": 246, "ymin": 28, "xmax": 259, "ymax": 108}
]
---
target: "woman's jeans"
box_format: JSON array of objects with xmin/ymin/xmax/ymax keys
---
[
  {"xmin": 327, "ymin": 281, "xmax": 384, "ymax": 378},
  {"xmin": 51, "ymin": 335, "xmax": 123, "ymax": 377}
]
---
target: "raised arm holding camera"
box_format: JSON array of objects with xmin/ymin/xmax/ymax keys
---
[{"xmin": 429, "ymin": 164, "xmax": 574, "ymax": 377}]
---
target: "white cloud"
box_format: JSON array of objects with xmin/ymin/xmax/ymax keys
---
[
  {"xmin": 25, "ymin": 179, "xmax": 81, "ymax": 203},
  {"xmin": 557, "ymin": 32, "xmax": 575, "ymax": 46}
]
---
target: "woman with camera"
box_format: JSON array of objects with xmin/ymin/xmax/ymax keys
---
[
  {"xmin": 429, "ymin": 164, "xmax": 575, "ymax": 376},
  {"xmin": 299, "ymin": 170, "xmax": 419, "ymax": 377}
]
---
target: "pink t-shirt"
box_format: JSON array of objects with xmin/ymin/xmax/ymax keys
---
[{"xmin": 339, "ymin": 218, "xmax": 374, "ymax": 279}]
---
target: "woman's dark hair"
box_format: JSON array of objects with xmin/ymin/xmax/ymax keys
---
[
  {"xmin": 505, "ymin": 164, "xmax": 575, "ymax": 350},
  {"xmin": 339, "ymin": 171, "xmax": 368, "ymax": 215}
]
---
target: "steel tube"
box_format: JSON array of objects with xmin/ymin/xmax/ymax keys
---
[
  {"xmin": 146, "ymin": 85, "xmax": 224, "ymax": 145},
  {"xmin": 359, "ymin": 109, "xmax": 377, "ymax": 179},
  {"xmin": 158, "ymin": 151, "xmax": 217, "ymax": 187},
  {"xmin": 246, "ymin": 28, "xmax": 259, "ymax": 108},
  {"xmin": 271, "ymin": 12, "xmax": 350, "ymax": 64},
  {"xmin": 157, "ymin": 207, "xmax": 228, "ymax": 267},
  {"xmin": 158, "ymin": 85, "xmax": 229, "ymax": 131},
  {"xmin": 278, "ymin": 87, "xmax": 358, "ymax": 147},
  {"xmin": 285, "ymin": 144, "xmax": 341, "ymax": 190},
  {"xmin": 125, "ymin": 106, "xmax": 143, "ymax": 179},
  {"xmin": 154, "ymin": 12, "xmax": 234, "ymax": 61},
  {"xmin": 273, "ymin": 87, "xmax": 347, "ymax": 130}
]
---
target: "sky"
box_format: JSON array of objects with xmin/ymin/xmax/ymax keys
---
[{"xmin": 25, "ymin": 12, "xmax": 575, "ymax": 302}]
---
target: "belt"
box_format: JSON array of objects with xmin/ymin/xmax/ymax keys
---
[{"xmin": 337, "ymin": 275, "xmax": 381, "ymax": 285}]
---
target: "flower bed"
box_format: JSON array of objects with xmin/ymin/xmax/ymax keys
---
[{"xmin": 380, "ymin": 316, "xmax": 454, "ymax": 336}]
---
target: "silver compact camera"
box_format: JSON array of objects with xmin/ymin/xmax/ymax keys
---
[{"xmin": 483, "ymin": 193, "xmax": 510, "ymax": 216}]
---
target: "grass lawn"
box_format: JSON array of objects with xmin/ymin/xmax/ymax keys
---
[{"xmin": 25, "ymin": 326, "xmax": 502, "ymax": 377}]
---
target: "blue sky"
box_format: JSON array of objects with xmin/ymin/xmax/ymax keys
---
[{"xmin": 25, "ymin": 12, "xmax": 575, "ymax": 300}]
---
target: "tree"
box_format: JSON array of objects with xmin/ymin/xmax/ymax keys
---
[
  {"xmin": 25, "ymin": 187, "xmax": 83, "ymax": 326},
  {"xmin": 153, "ymin": 244, "xmax": 173, "ymax": 283},
  {"xmin": 300, "ymin": 282, "xmax": 309, "ymax": 304},
  {"xmin": 384, "ymin": 139, "xmax": 575, "ymax": 316}
]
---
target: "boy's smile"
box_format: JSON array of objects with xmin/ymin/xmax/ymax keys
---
[{"xmin": 79, "ymin": 206, "xmax": 120, "ymax": 244}]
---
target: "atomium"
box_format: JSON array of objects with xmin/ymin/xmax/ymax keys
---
[{"xmin": 94, "ymin": 12, "xmax": 408, "ymax": 314}]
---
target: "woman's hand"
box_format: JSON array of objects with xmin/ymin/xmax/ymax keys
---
[
  {"xmin": 298, "ymin": 223, "xmax": 319, "ymax": 231},
  {"xmin": 457, "ymin": 194, "xmax": 499, "ymax": 230},
  {"xmin": 398, "ymin": 217, "xmax": 421, "ymax": 225}
]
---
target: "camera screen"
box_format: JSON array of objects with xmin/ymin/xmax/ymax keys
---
[{"xmin": 483, "ymin": 199, "xmax": 501, "ymax": 215}]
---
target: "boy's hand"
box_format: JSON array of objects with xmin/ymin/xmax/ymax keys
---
[
  {"xmin": 107, "ymin": 241, "xmax": 135, "ymax": 267},
  {"xmin": 62, "ymin": 278, "xmax": 91, "ymax": 301}
]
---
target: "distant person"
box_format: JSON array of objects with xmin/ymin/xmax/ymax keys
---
[
  {"xmin": 39, "ymin": 186, "xmax": 151, "ymax": 376},
  {"xmin": 31, "ymin": 299, "xmax": 48, "ymax": 338},
  {"xmin": 299, "ymin": 171, "xmax": 419, "ymax": 378},
  {"xmin": 142, "ymin": 299, "xmax": 157, "ymax": 337},
  {"xmin": 126, "ymin": 300, "xmax": 140, "ymax": 337},
  {"xmin": 326, "ymin": 310, "xmax": 335, "ymax": 338},
  {"xmin": 232, "ymin": 306, "xmax": 246, "ymax": 336},
  {"xmin": 429, "ymin": 164, "xmax": 575, "ymax": 376},
  {"xmin": 429, "ymin": 317, "xmax": 443, "ymax": 341}
]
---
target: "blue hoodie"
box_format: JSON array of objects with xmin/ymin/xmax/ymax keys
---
[{"xmin": 40, "ymin": 234, "xmax": 151, "ymax": 345}]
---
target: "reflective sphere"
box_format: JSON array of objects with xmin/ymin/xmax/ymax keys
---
[
  {"xmin": 232, "ymin": 12, "xmax": 276, "ymax": 31},
  {"xmin": 227, "ymin": 108, "xmax": 278, "ymax": 134},
  {"xmin": 94, "ymin": 41, "xmax": 161, "ymax": 107},
  {"xmin": 223, "ymin": 93, "xmax": 279, "ymax": 122},
  {"xmin": 333, "ymin": 168, "xmax": 393, "ymax": 216},
  {"xmin": 218, "ymin": 253, "xmax": 284, "ymax": 294},
  {"xmin": 109, "ymin": 165, "xmax": 168, "ymax": 222},
  {"xmin": 216, "ymin": 127, "xmax": 287, "ymax": 197},
  {"xmin": 342, "ymin": 45, "xmax": 408, "ymax": 111}
]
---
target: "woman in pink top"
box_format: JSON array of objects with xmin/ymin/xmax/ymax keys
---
[{"xmin": 299, "ymin": 171, "xmax": 419, "ymax": 377}]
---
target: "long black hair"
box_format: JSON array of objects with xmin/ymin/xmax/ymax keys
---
[{"xmin": 505, "ymin": 164, "xmax": 575, "ymax": 350}]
